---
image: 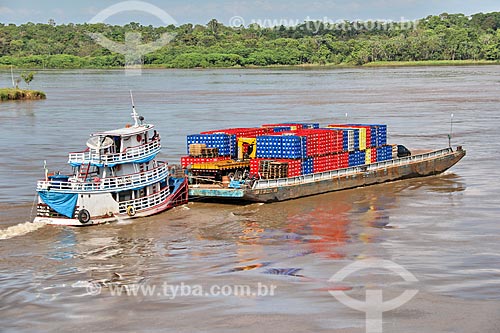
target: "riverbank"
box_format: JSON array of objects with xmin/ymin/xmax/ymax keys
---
[
  {"xmin": 1, "ymin": 59, "xmax": 499, "ymax": 71},
  {"xmin": 363, "ymin": 59, "xmax": 499, "ymax": 67},
  {"xmin": 0, "ymin": 88, "xmax": 46, "ymax": 101}
]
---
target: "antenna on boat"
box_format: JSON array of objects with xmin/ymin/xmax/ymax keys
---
[
  {"xmin": 130, "ymin": 90, "xmax": 140, "ymax": 127},
  {"xmin": 43, "ymin": 160, "xmax": 48, "ymax": 181},
  {"xmin": 448, "ymin": 113, "xmax": 454, "ymax": 149}
]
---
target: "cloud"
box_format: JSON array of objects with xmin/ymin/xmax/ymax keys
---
[{"xmin": 0, "ymin": 6, "xmax": 14, "ymax": 15}]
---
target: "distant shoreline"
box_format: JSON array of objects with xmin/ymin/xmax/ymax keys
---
[
  {"xmin": 0, "ymin": 88, "xmax": 46, "ymax": 101},
  {"xmin": 1, "ymin": 59, "xmax": 498, "ymax": 71}
]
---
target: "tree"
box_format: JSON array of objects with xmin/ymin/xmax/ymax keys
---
[{"xmin": 21, "ymin": 71, "xmax": 35, "ymax": 86}]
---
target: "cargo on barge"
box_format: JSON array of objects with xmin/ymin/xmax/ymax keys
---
[{"xmin": 183, "ymin": 123, "xmax": 466, "ymax": 202}]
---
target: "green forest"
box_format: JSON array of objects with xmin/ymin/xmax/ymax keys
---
[{"xmin": 1, "ymin": 12, "xmax": 500, "ymax": 69}]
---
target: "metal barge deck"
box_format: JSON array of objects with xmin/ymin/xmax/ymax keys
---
[{"xmin": 188, "ymin": 147, "xmax": 466, "ymax": 203}]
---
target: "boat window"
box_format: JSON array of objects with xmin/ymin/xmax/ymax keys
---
[
  {"xmin": 119, "ymin": 191, "xmax": 132, "ymax": 202},
  {"xmin": 114, "ymin": 136, "xmax": 120, "ymax": 149}
]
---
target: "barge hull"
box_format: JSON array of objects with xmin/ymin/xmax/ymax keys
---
[
  {"xmin": 244, "ymin": 148, "xmax": 465, "ymax": 202},
  {"xmin": 189, "ymin": 148, "xmax": 466, "ymax": 203}
]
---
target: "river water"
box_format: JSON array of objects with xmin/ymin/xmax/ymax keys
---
[{"xmin": 0, "ymin": 67, "xmax": 499, "ymax": 332}]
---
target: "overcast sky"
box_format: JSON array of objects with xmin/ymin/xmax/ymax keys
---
[{"xmin": 1, "ymin": 0, "xmax": 499, "ymax": 26}]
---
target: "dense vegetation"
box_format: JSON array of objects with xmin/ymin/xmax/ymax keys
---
[
  {"xmin": 1, "ymin": 12, "xmax": 500, "ymax": 68},
  {"xmin": 0, "ymin": 88, "xmax": 46, "ymax": 101}
]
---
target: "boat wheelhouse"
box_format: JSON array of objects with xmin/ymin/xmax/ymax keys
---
[{"xmin": 34, "ymin": 103, "xmax": 188, "ymax": 226}]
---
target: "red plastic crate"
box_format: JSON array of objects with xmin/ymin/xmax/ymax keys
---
[
  {"xmin": 181, "ymin": 156, "xmax": 231, "ymax": 168},
  {"xmin": 201, "ymin": 127, "xmax": 272, "ymax": 138},
  {"xmin": 262, "ymin": 124, "xmax": 304, "ymax": 130},
  {"xmin": 371, "ymin": 149, "xmax": 377, "ymax": 163}
]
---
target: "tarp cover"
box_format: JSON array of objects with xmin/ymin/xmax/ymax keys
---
[
  {"xmin": 39, "ymin": 191, "xmax": 78, "ymax": 218},
  {"xmin": 170, "ymin": 177, "xmax": 185, "ymax": 194}
]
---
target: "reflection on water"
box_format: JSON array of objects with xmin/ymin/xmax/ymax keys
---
[{"xmin": 0, "ymin": 67, "xmax": 499, "ymax": 331}]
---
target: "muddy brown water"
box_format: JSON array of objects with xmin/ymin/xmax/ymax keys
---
[{"xmin": 0, "ymin": 67, "xmax": 499, "ymax": 332}]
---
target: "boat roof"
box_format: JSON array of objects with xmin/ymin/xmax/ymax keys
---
[{"xmin": 92, "ymin": 124, "xmax": 155, "ymax": 137}]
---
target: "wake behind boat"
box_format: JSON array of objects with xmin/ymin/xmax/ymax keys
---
[{"xmin": 33, "ymin": 98, "xmax": 188, "ymax": 226}]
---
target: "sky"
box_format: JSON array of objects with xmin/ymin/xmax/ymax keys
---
[{"xmin": 0, "ymin": 0, "xmax": 499, "ymax": 26}]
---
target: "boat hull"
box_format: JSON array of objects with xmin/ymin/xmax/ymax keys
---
[
  {"xmin": 34, "ymin": 178, "xmax": 189, "ymax": 226},
  {"xmin": 189, "ymin": 147, "xmax": 466, "ymax": 203}
]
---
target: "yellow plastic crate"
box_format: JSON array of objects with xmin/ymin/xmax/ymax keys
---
[
  {"xmin": 359, "ymin": 128, "xmax": 367, "ymax": 151},
  {"xmin": 365, "ymin": 148, "xmax": 372, "ymax": 164}
]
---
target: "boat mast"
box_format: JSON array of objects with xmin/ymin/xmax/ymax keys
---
[{"xmin": 130, "ymin": 90, "xmax": 140, "ymax": 127}]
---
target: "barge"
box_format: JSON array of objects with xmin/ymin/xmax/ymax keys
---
[
  {"xmin": 188, "ymin": 147, "xmax": 465, "ymax": 202},
  {"xmin": 183, "ymin": 123, "xmax": 466, "ymax": 202}
]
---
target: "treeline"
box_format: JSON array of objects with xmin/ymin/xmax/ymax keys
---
[{"xmin": 0, "ymin": 12, "xmax": 500, "ymax": 68}]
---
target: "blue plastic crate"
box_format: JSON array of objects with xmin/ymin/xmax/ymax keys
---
[
  {"xmin": 273, "ymin": 127, "xmax": 292, "ymax": 133},
  {"xmin": 301, "ymin": 158, "xmax": 314, "ymax": 175}
]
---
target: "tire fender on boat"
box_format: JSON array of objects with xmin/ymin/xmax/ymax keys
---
[
  {"xmin": 126, "ymin": 206, "xmax": 136, "ymax": 217},
  {"xmin": 78, "ymin": 209, "xmax": 91, "ymax": 224}
]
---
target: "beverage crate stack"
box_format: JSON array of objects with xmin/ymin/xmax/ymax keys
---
[
  {"xmin": 328, "ymin": 127, "xmax": 358, "ymax": 151},
  {"xmin": 263, "ymin": 123, "xmax": 321, "ymax": 130},
  {"xmin": 184, "ymin": 122, "xmax": 394, "ymax": 178},
  {"xmin": 256, "ymin": 136, "xmax": 283, "ymax": 159},
  {"xmin": 328, "ymin": 124, "xmax": 392, "ymax": 164},
  {"xmin": 294, "ymin": 129, "xmax": 344, "ymax": 156},
  {"xmin": 286, "ymin": 159, "xmax": 302, "ymax": 177},
  {"xmin": 374, "ymin": 125, "xmax": 388, "ymax": 147},
  {"xmin": 298, "ymin": 123, "xmax": 320, "ymax": 129},
  {"xmin": 256, "ymin": 134, "xmax": 306, "ymax": 159},
  {"xmin": 202, "ymin": 128, "xmax": 271, "ymax": 138},
  {"xmin": 348, "ymin": 150, "xmax": 366, "ymax": 167},
  {"xmin": 272, "ymin": 126, "xmax": 293, "ymax": 133},
  {"xmin": 345, "ymin": 125, "xmax": 372, "ymax": 151},
  {"xmin": 187, "ymin": 133, "xmax": 232, "ymax": 156},
  {"xmin": 337, "ymin": 152, "xmax": 350, "ymax": 169},
  {"xmin": 376, "ymin": 145, "xmax": 393, "ymax": 162},
  {"xmin": 371, "ymin": 148, "xmax": 378, "ymax": 163},
  {"xmin": 361, "ymin": 124, "xmax": 387, "ymax": 147},
  {"xmin": 201, "ymin": 128, "xmax": 272, "ymax": 158},
  {"xmin": 263, "ymin": 123, "xmax": 304, "ymax": 131},
  {"xmin": 181, "ymin": 156, "xmax": 231, "ymax": 168},
  {"xmin": 365, "ymin": 148, "xmax": 372, "ymax": 165},
  {"xmin": 302, "ymin": 158, "xmax": 314, "ymax": 175},
  {"xmin": 250, "ymin": 159, "xmax": 260, "ymax": 175},
  {"xmin": 281, "ymin": 135, "xmax": 307, "ymax": 159}
]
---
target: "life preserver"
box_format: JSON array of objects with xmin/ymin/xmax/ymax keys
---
[
  {"xmin": 93, "ymin": 177, "xmax": 101, "ymax": 183},
  {"xmin": 136, "ymin": 134, "xmax": 143, "ymax": 142},
  {"xmin": 126, "ymin": 206, "xmax": 136, "ymax": 217},
  {"xmin": 78, "ymin": 209, "xmax": 91, "ymax": 224}
]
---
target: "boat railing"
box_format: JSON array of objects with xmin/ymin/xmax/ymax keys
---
[
  {"xmin": 37, "ymin": 162, "xmax": 169, "ymax": 193},
  {"xmin": 118, "ymin": 186, "xmax": 171, "ymax": 214},
  {"xmin": 68, "ymin": 139, "xmax": 161, "ymax": 166},
  {"xmin": 252, "ymin": 148, "xmax": 453, "ymax": 190}
]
